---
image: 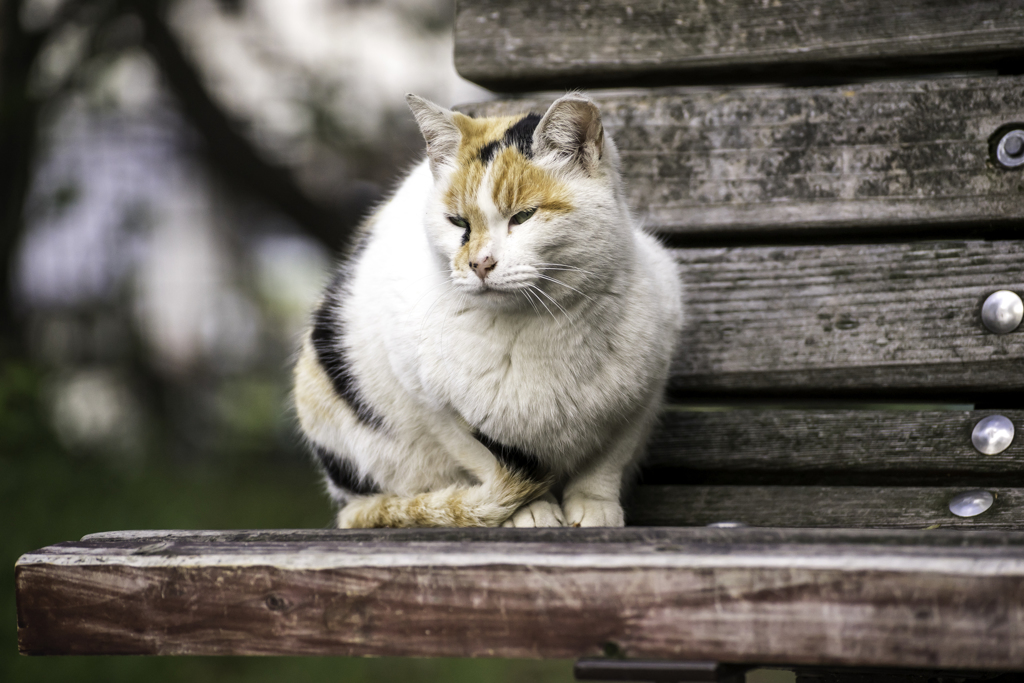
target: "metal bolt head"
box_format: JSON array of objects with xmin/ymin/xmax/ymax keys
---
[
  {"xmin": 1005, "ymin": 135, "xmax": 1024, "ymax": 157},
  {"xmin": 972, "ymin": 414, "xmax": 1015, "ymax": 455},
  {"xmin": 996, "ymin": 129, "xmax": 1024, "ymax": 168},
  {"xmin": 948, "ymin": 490, "xmax": 994, "ymax": 518},
  {"xmin": 981, "ymin": 290, "xmax": 1023, "ymax": 334}
]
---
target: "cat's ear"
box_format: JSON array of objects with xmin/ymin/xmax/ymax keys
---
[
  {"xmin": 407, "ymin": 94, "xmax": 461, "ymax": 178},
  {"xmin": 533, "ymin": 93, "xmax": 604, "ymax": 174}
]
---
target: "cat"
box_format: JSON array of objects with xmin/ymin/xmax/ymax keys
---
[{"xmin": 292, "ymin": 92, "xmax": 682, "ymax": 528}]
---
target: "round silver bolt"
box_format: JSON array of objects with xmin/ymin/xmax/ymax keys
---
[
  {"xmin": 996, "ymin": 129, "xmax": 1024, "ymax": 168},
  {"xmin": 1006, "ymin": 136, "xmax": 1024, "ymax": 157},
  {"xmin": 972, "ymin": 414, "xmax": 1015, "ymax": 455},
  {"xmin": 706, "ymin": 521, "xmax": 747, "ymax": 528},
  {"xmin": 948, "ymin": 490, "xmax": 994, "ymax": 518},
  {"xmin": 981, "ymin": 290, "xmax": 1023, "ymax": 334}
]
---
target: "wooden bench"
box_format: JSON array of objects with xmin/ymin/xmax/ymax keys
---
[{"xmin": 17, "ymin": 1, "xmax": 1024, "ymax": 678}]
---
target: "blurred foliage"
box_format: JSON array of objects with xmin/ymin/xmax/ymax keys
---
[{"xmin": 0, "ymin": 357, "xmax": 578, "ymax": 682}]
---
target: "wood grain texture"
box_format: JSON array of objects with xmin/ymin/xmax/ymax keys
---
[
  {"xmin": 455, "ymin": 0, "xmax": 1024, "ymax": 90},
  {"xmin": 666, "ymin": 240, "xmax": 1024, "ymax": 395},
  {"xmin": 627, "ymin": 486, "xmax": 1024, "ymax": 529},
  {"xmin": 646, "ymin": 410, "xmax": 1024, "ymax": 484},
  {"xmin": 16, "ymin": 528, "xmax": 1024, "ymax": 668},
  {"xmin": 462, "ymin": 77, "xmax": 1024, "ymax": 238}
]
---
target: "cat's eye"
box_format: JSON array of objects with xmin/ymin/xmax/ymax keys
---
[
  {"xmin": 510, "ymin": 208, "xmax": 537, "ymax": 226},
  {"xmin": 447, "ymin": 215, "xmax": 471, "ymax": 246}
]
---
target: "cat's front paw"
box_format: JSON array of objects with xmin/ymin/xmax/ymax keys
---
[
  {"xmin": 337, "ymin": 495, "xmax": 389, "ymax": 528},
  {"xmin": 563, "ymin": 497, "xmax": 624, "ymax": 527},
  {"xmin": 501, "ymin": 495, "xmax": 566, "ymax": 528}
]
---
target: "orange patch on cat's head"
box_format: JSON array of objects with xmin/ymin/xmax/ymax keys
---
[
  {"xmin": 443, "ymin": 113, "xmax": 573, "ymax": 268},
  {"xmin": 489, "ymin": 146, "xmax": 572, "ymax": 218}
]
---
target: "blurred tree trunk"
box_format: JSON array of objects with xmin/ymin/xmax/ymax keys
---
[
  {"xmin": 0, "ymin": 0, "xmax": 42, "ymax": 358},
  {"xmin": 134, "ymin": 0, "xmax": 376, "ymax": 254},
  {"xmin": 0, "ymin": 0, "xmax": 381, "ymax": 472},
  {"xmin": 0, "ymin": 0, "xmax": 375, "ymax": 358}
]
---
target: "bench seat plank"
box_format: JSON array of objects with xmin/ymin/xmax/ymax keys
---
[
  {"xmin": 15, "ymin": 528, "xmax": 1024, "ymax": 668},
  {"xmin": 669, "ymin": 240, "xmax": 1024, "ymax": 396},
  {"xmin": 456, "ymin": 0, "xmax": 1024, "ymax": 90},
  {"xmin": 628, "ymin": 486, "xmax": 1023, "ymax": 528},
  {"xmin": 647, "ymin": 410, "xmax": 1024, "ymax": 483},
  {"xmin": 464, "ymin": 77, "xmax": 1024, "ymax": 238}
]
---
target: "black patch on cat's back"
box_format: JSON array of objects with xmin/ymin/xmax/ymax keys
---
[
  {"xmin": 310, "ymin": 240, "xmax": 386, "ymax": 430},
  {"xmin": 474, "ymin": 430, "xmax": 548, "ymax": 482},
  {"xmin": 314, "ymin": 444, "xmax": 380, "ymax": 496},
  {"xmin": 479, "ymin": 113, "xmax": 542, "ymax": 164}
]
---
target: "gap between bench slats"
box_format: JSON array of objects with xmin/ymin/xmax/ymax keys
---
[
  {"xmin": 668, "ymin": 240, "xmax": 1024, "ymax": 396},
  {"xmin": 455, "ymin": 0, "xmax": 1024, "ymax": 89},
  {"xmin": 462, "ymin": 76, "xmax": 1024, "ymax": 240}
]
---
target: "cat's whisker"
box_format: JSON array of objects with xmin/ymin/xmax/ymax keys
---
[
  {"xmin": 535, "ymin": 263, "xmax": 597, "ymax": 276},
  {"xmin": 419, "ymin": 288, "xmax": 458, "ymax": 340},
  {"xmin": 536, "ymin": 266, "xmax": 601, "ymax": 281},
  {"xmin": 521, "ymin": 288, "xmax": 541, "ymax": 317},
  {"xmin": 533, "ymin": 285, "xmax": 572, "ymax": 320},
  {"xmin": 525, "ymin": 284, "xmax": 558, "ymax": 322},
  {"xmin": 413, "ymin": 278, "xmax": 458, "ymax": 309},
  {"xmin": 528, "ymin": 283, "xmax": 572, "ymax": 322},
  {"xmin": 421, "ymin": 278, "xmax": 471, "ymax": 334},
  {"xmin": 535, "ymin": 274, "xmax": 596, "ymax": 303},
  {"xmin": 500, "ymin": 277, "xmax": 536, "ymax": 286},
  {"xmin": 421, "ymin": 288, "xmax": 452, "ymax": 319}
]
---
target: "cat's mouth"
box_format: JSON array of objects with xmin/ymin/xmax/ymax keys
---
[
  {"xmin": 474, "ymin": 281, "xmax": 511, "ymax": 294},
  {"xmin": 452, "ymin": 276, "xmax": 530, "ymax": 300},
  {"xmin": 450, "ymin": 269, "xmax": 546, "ymax": 302}
]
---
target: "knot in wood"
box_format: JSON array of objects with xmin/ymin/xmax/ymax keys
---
[{"xmin": 265, "ymin": 594, "xmax": 288, "ymax": 611}]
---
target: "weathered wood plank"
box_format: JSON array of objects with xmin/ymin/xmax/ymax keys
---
[
  {"xmin": 646, "ymin": 410, "xmax": 1024, "ymax": 484},
  {"xmin": 16, "ymin": 528, "xmax": 1024, "ymax": 668},
  {"xmin": 455, "ymin": 0, "xmax": 1024, "ymax": 90},
  {"xmin": 463, "ymin": 77, "xmax": 1024, "ymax": 238},
  {"xmin": 627, "ymin": 486, "xmax": 1024, "ymax": 529},
  {"xmin": 668, "ymin": 240, "xmax": 1024, "ymax": 395}
]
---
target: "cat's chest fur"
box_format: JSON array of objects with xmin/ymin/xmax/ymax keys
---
[{"xmin": 414, "ymin": 300, "xmax": 621, "ymax": 461}]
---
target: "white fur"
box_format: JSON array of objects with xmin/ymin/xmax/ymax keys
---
[{"xmin": 296, "ymin": 94, "xmax": 683, "ymax": 527}]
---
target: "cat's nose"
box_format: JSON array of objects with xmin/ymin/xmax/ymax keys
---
[{"xmin": 469, "ymin": 255, "xmax": 497, "ymax": 280}]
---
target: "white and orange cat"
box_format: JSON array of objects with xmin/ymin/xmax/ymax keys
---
[{"xmin": 293, "ymin": 93, "xmax": 682, "ymax": 528}]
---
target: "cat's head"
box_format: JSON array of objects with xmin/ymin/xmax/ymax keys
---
[{"xmin": 407, "ymin": 93, "xmax": 628, "ymax": 310}]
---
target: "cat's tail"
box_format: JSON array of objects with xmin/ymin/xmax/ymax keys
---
[{"xmin": 337, "ymin": 469, "xmax": 550, "ymax": 528}]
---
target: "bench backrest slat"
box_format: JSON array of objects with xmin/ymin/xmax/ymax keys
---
[
  {"xmin": 629, "ymin": 485, "xmax": 1024, "ymax": 528},
  {"xmin": 464, "ymin": 77, "xmax": 1024, "ymax": 239},
  {"xmin": 456, "ymin": 0, "xmax": 1024, "ymax": 90},
  {"xmin": 669, "ymin": 240, "xmax": 1024, "ymax": 396},
  {"xmin": 646, "ymin": 410, "xmax": 1024, "ymax": 482}
]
